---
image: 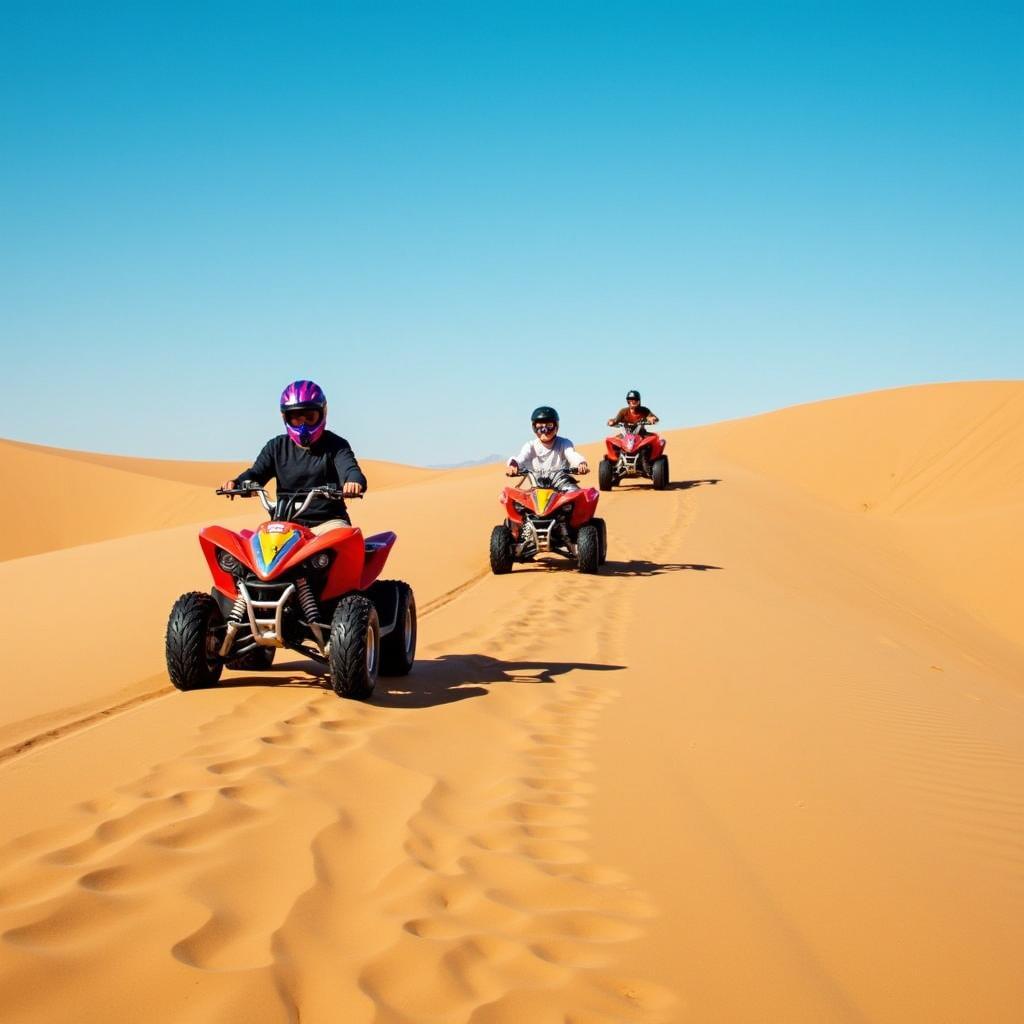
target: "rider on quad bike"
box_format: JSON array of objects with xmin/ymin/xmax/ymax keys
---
[
  {"xmin": 506, "ymin": 405, "xmax": 590, "ymax": 489},
  {"xmin": 600, "ymin": 390, "xmax": 669, "ymax": 491},
  {"xmin": 166, "ymin": 379, "xmax": 416, "ymax": 700},
  {"xmin": 490, "ymin": 407, "xmax": 606, "ymax": 574},
  {"xmin": 606, "ymin": 390, "xmax": 659, "ymax": 431},
  {"xmin": 223, "ymin": 379, "xmax": 366, "ymax": 532}
]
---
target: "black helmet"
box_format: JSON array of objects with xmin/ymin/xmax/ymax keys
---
[
  {"xmin": 531, "ymin": 405, "xmax": 559, "ymax": 423},
  {"xmin": 626, "ymin": 390, "xmax": 641, "ymax": 401}
]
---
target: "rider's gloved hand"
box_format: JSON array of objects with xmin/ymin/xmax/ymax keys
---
[
  {"xmin": 576, "ymin": 462, "xmax": 590, "ymax": 475},
  {"xmin": 506, "ymin": 461, "xmax": 519, "ymax": 477},
  {"xmin": 342, "ymin": 481, "xmax": 363, "ymax": 497}
]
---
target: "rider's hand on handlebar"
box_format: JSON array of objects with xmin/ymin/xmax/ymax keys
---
[
  {"xmin": 607, "ymin": 418, "xmax": 616, "ymax": 427},
  {"xmin": 506, "ymin": 461, "xmax": 519, "ymax": 477},
  {"xmin": 573, "ymin": 462, "xmax": 590, "ymax": 475},
  {"xmin": 342, "ymin": 481, "xmax": 364, "ymax": 497},
  {"xmin": 218, "ymin": 480, "xmax": 259, "ymax": 499}
]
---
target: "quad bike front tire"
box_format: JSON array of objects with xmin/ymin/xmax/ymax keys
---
[
  {"xmin": 490, "ymin": 524, "xmax": 515, "ymax": 574},
  {"xmin": 592, "ymin": 517, "xmax": 608, "ymax": 565},
  {"xmin": 227, "ymin": 647, "xmax": 276, "ymax": 671},
  {"xmin": 652, "ymin": 456, "xmax": 670, "ymax": 491},
  {"xmin": 329, "ymin": 594, "xmax": 380, "ymax": 700},
  {"xmin": 166, "ymin": 591, "xmax": 225, "ymax": 691},
  {"xmin": 576, "ymin": 523, "xmax": 601, "ymax": 574},
  {"xmin": 374, "ymin": 580, "xmax": 417, "ymax": 676},
  {"xmin": 598, "ymin": 458, "xmax": 616, "ymax": 491}
]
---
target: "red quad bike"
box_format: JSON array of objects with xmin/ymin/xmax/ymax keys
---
[
  {"xmin": 165, "ymin": 484, "xmax": 416, "ymax": 699},
  {"xmin": 599, "ymin": 420, "xmax": 669, "ymax": 491},
  {"xmin": 490, "ymin": 470, "xmax": 607, "ymax": 575}
]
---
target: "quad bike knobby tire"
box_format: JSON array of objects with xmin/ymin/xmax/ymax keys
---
[
  {"xmin": 576, "ymin": 523, "xmax": 601, "ymax": 574},
  {"xmin": 375, "ymin": 580, "xmax": 417, "ymax": 676},
  {"xmin": 592, "ymin": 517, "xmax": 608, "ymax": 565},
  {"xmin": 652, "ymin": 455, "xmax": 670, "ymax": 491},
  {"xmin": 490, "ymin": 524, "xmax": 514, "ymax": 574},
  {"xmin": 166, "ymin": 591, "xmax": 225, "ymax": 691},
  {"xmin": 227, "ymin": 647, "xmax": 276, "ymax": 671},
  {"xmin": 329, "ymin": 594, "xmax": 380, "ymax": 699},
  {"xmin": 598, "ymin": 458, "xmax": 616, "ymax": 491}
]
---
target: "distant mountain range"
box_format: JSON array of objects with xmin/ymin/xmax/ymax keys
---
[{"xmin": 430, "ymin": 453, "xmax": 505, "ymax": 469}]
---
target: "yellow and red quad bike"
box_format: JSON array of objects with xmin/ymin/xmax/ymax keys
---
[
  {"xmin": 599, "ymin": 420, "xmax": 669, "ymax": 490},
  {"xmin": 490, "ymin": 470, "xmax": 607, "ymax": 575},
  {"xmin": 165, "ymin": 485, "xmax": 416, "ymax": 699}
]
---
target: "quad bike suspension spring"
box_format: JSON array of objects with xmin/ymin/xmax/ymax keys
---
[
  {"xmin": 218, "ymin": 590, "xmax": 249, "ymax": 658},
  {"xmin": 296, "ymin": 577, "xmax": 327, "ymax": 653},
  {"xmin": 227, "ymin": 593, "xmax": 247, "ymax": 622},
  {"xmin": 296, "ymin": 577, "xmax": 320, "ymax": 624}
]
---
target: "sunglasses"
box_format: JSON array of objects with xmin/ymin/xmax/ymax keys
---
[{"xmin": 533, "ymin": 422, "xmax": 557, "ymax": 434}]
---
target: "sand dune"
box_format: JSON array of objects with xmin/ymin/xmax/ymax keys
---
[
  {"xmin": 1, "ymin": 438, "xmax": 438, "ymax": 561},
  {"xmin": 696, "ymin": 381, "xmax": 1024, "ymax": 646},
  {"xmin": 1, "ymin": 382, "xmax": 1022, "ymax": 1023}
]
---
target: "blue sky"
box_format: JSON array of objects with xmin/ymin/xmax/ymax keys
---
[{"xmin": 2, "ymin": 1, "xmax": 1021, "ymax": 465}]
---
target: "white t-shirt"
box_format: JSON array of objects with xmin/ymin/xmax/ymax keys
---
[{"xmin": 509, "ymin": 436, "xmax": 585, "ymax": 476}]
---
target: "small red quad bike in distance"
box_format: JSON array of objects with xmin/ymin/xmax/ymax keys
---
[
  {"xmin": 599, "ymin": 420, "xmax": 669, "ymax": 491},
  {"xmin": 165, "ymin": 484, "xmax": 416, "ymax": 699},
  {"xmin": 490, "ymin": 470, "xmax": 607, "ymax": 575}
]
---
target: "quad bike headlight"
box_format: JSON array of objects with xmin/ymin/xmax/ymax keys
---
[
  {"xmin": 301, "ymin": 551, "xmax": 332, "ymax": 574},
  {"xmin": 216, "ymin": 549, "xmax": 242, "ymax": 574}
]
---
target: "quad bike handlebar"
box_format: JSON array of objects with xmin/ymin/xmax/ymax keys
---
[
  {"xmin": 609, "ymin": 419, "xmax": 654, "ymax": 429},
  {"xmin": 216, "ymin": 484, "xmax": 362, "ymax": 519},
  {"xmin": 506, "ymin": 468, "xmax": 587, "ymax": 488}
]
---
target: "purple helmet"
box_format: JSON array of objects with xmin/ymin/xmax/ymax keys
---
[{"xmin": 280, "ymin": 379, "xmax": 327, "ymax": 448}]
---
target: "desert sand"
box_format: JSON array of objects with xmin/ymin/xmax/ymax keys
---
[{"xmin": 0, "ymin": 381, "xmax": 1022, "ymax": 1023}]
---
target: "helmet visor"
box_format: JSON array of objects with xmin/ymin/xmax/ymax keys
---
[{"xmin": 285, "ymin": 408, "xmax": 323, "ymax": 427}]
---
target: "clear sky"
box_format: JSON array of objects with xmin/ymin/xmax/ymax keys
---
[{"xmin": 2, "ymin": 1, "xmax": 1021, "ymax": 466}]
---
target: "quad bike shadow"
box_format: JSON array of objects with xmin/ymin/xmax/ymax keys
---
[
  {"xmin": 218, "ymin": 653, "xmax": 625, "ymax": 710},
  {"xmin": 375, "ymin": 654, "xmax": 627, "ymax": 708},
  {"xmin": 600, "ymin": 560, "xmax": 723, "ymax": 577},
  {"xmin": 613, "ymin": 477, "xmax": 722, "ymax": 493}
]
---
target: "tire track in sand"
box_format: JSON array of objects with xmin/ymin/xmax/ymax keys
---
[
  {"xmin": 343, "ymin": 482, "xmax": 696, "ymax": 1022},
  {"xmin": 0, "ymin": 566, "xmax": 496, "ymax": 769}
]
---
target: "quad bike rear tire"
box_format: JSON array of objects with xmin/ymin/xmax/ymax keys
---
[
  {"xmin": 376, "ymin": 580, "xmax": 417, "ymax": 676},
  {"xmin": 577, "ymin": 523, "xmax": 601, "ymax": 574},
  {"xmin": 329, "ymin": 594, "xmax": 380, "ymax": 700},
  {"xmin": 166, "ymin": 591, "xmax": 225, "ymax": 691},
  {"xmin": 490, "ymin": 524, "xmax": 514, "ymax": 574},
  {"xmin": 652, "ymin": 455, "xmax": 670, "ymax": 490},
  {"xmin": 592, "ymin": 517, "xmax": 608, "ymax": 565},
  {"xmin": 228, "ymin": 647, "xmax": 276, "ymax": 671},
  {"xmin": 598, "ymin": 458, "xmax": 616, "ymax": 491}
]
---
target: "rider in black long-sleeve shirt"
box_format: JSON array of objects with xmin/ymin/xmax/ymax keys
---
[{"xmin": 224, "ymin": 380, "xmax": 367, "ymax": 530}]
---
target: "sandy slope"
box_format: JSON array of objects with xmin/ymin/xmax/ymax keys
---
[
  {"xmin": 0, "ymin": 382, "xmax": 1022, "ymax": 1023},
  {"xmin": 1, "ymin": 438, "xmax": 438, "ymax": 561}
]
